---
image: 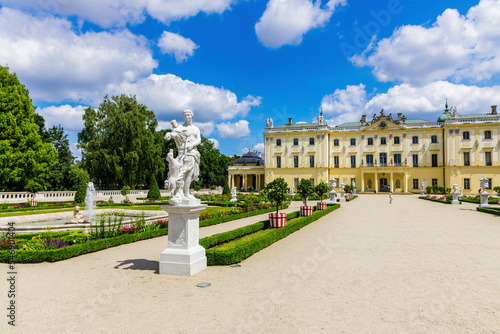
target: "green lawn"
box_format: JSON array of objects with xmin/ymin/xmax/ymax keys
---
[{"xmin": 0, "ymin": 205, "xmax": 163, "ymax": 218}]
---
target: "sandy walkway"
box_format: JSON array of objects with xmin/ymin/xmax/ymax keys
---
[{"xmin": 1, "ymin": 196, "xmax": 499, "ymax": 333}]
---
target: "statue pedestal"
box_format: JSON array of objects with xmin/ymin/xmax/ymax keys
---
[
  {"xmin": 451, "ymin": 192, "xmax": 459, "ymax": 205},
  {"xmin": 479, "ymin": 193, "xmax": 490, "ymax": 208},
  {"xmin": 329, "ymin": 190, "xmax": 337, "ymax": 204},
  {"xmin": 159, "ymin": 204, "xmax": 207, "ymax": 276},
  {"xmin": 339, "ymin": 190, "xmax": 346, "ymax": 202}
]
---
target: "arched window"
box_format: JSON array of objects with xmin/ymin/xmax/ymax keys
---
[
  {"xmin": 412, "ymin": 136, "xmax": 419, "ymax": 144},
  {"xmin": 367, "ymin": 138, "xmax": 373, "ymax": 145},
  {"xmin": 293, "ymin": 138, "xmax": 299, "ymax": 145},
  {"xmin": 309, "ymin": 138, "xmax": 315, "ymax": 145},
  {"xmin": 350, "ymin": 138, "xmax": 356, "ymax": 146},
  {"xmin": 484, "ymin": 130, "xmax": 492, "ymax": 139},
  {"xmin": 380, "ymin": 137, "xmax": 386, "ymax": 145},
  {"xmin": 462, "ymin": 131, "xmax": 470, "ymax": 140},
  {"xmin": 333, "ymin": 139, "xmax": 339, "ymax": 146},
  {"xmin": 276, "ymin": 139, "xmax": 281, "ymax": 146}
]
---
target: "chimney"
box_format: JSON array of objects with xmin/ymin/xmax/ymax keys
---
[
  {"xmin": 492, "ymin": 105, "xmax": 497, "ymax": 115},
  {"xmin": 288, "ymin": 117, "xmax": 293, "ymax": 125}
]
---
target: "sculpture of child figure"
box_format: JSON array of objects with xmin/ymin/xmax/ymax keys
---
[
  {"xmin": 69, "ymin": 206, "xmax": 84, "ymax": 223},
  {"xmin": 165, "ymin": 148, "xmax": 184, "ymax": 200}
]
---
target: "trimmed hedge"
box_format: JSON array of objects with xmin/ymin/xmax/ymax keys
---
[
  {"xmin": 201, "ymin": 201, "xmax": 249, "ymax": 208},
  {"xmin": 476, "ymin": 207, "xmax": 500, "ymax": 215},
  {"xmin": 199, "ymin": 205, "xmax": 288, "ymax": 228},
  {"xmin": 202, "ymin": 204, "xmax": 340, "ymax": 266},
  {"xmin": 460, "ymin": 197, "xmax": 499, "ymax": 204}
]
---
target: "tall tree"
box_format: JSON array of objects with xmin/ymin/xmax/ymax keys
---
[
  {"xmin": 78, "ymin": 94, "xmax": 163, "ymax": 189},
  {"xmin": 47, "ymin": 125, "xmax": 74, "ymax": 190},
  {"xmin": 0, "ymin": 65, "xmax": 56, "ymax": 192}
]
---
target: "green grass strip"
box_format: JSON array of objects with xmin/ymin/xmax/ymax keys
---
[{"xmin": 476, "ymin": 207, "xmax": 500, "ymax": 215}]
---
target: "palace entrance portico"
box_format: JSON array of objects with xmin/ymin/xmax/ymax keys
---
[
  {"xmin": 361, "ymin": 168, "xmax": 409, "ymax": 193},
  {"xmin": 229, "ymin": 173, "xmax": 265, "ymax": 191}
]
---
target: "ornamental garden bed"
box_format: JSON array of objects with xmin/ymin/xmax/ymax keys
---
[
  {"xmin": 0, "ymin": 205, "xmax": 288, "ymax": 263},
  {"xmin": 339, "ymin": 195, "xmax": 358, "ymax": 202},
  {"xmin": 460, "ymin": 196, "xmax": 499, "ymax": 205},
  {"xmin": 419, "ymin": 196, "xmax": 454, "ymax": 204},
  {"xmin": 200, "ymin": 204, "xmax": 340, "ymax": 266}
]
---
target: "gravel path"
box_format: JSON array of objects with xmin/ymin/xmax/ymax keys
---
[{"xmin": 1, "ymin": 196, "xmax": 499, "ymax": 333}]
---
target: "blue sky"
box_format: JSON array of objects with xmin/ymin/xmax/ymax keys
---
[{"xmin": 1, "ymin": 0, "xmax": 499, "ymax": 158}]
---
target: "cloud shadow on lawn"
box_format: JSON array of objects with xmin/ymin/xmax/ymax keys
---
[{"xmin": 114, "ymin": 259, "xmax": 159, "ymax": 273}]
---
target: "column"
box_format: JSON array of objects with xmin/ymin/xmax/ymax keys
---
[
  {"xmin": 390, "ymin": 171, "xmax": 394, "ymax": 191},
  {"xmin": 242, "ymin": 174, "xmax": 247, "ymax": 190},
  {"xmin": 404, "ymin": 170, "xmax": 408, "ymax": 192},
  {"xmin": 375, "ymin": 171, "xmax": 378, "ymax": 191},
  {"xmin": 229, "ymin": 174, "xmax": 234, "ymax": 188},
  {"xmin": 361, "ymin": 171, "xmax": 365, "ymax": 191}
]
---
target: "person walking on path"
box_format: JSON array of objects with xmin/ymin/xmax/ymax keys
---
[{"xmin": 389, "ymin": 191, "xmax": 393, "ymax": 204}]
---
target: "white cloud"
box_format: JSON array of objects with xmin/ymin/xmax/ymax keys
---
[
  {"xmin": 253, "ymin": 143, "xmax": 265, "ymax": 156},
  {"xmin": 352, "ymin": 0, "xmax": 500, "ymax": 85},
  {"xmin": 255, "ymin": 0, "xmax": 346, "ymax": 48},
  {"xmin": 208, "ymin": 138, "xmax": 220, "ymax": 149},
  {"xmin": 110, "ymin": 74, "xmax": 261, "ymax": 123},
  {"xmin": 194, "ymin": 122, "xmax": 215, "ymax": 136},
  {"xmin": 158, "ymin": 31, "xmax": 199, "ymax": 63},
  {"xmin": 217, "ymin": 120, "xmax": 251, "ymax": 139},
  {"xmin": 0, "ymin": 8, "xmax": 156, "ymax": 104},
  {"xmin": 0, "ymin": 0, "xmax": 237, "ymax": 27},
  {"xmin": 322, "ymin": 81, "xmax": 500, "ymax": 126},
  {"xmin": 37, "ymin": 105, "xmax": 86, "ymax": 133},
  {"xmin": 70, "ymin": 142, "xmax": 82, "ymax": 162}
]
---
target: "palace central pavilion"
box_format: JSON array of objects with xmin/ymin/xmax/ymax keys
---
[{"xmin": 228, "ymin": 103, "xmax": 500, "ymax": 194}]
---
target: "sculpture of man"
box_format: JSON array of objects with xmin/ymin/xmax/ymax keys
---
[{"xmin": 164, "ymin": 109, "xmax": 201, "ymax": 203}]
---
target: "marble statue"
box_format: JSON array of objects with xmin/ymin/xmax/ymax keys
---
[
  {"xmin": 266, "ymin": 117, "xmax": 274, "ymax": 128},
  {"xmin": 479, "ymin": 176, "xmax": 490, "ymax": 208},
  {"xmin": 230, "ymin": 187, "xmax": 237, "ymax": 202},
  {"xmin": 329, "ymin": 177, "xmax": 337, "ymax": 204},
  {"xmin": 451, "ymin": 183, "xmax": 459, "ymax": 205},
  {"xmin": 69, "ymin": 206, "xmax": 84, "ymax": 223},
  {"xmin": 164, "ymin": 109, "xmax": 202, "ymax": 205}
]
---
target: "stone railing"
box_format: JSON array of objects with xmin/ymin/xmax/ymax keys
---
[{"xmin": 0, "ymin": 189, "xmax": 170, "ymax": 204}]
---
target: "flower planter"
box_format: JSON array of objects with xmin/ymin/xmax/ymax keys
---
[
  {"xmin": 300, "ymin": 206, "xmax": 313, "ymax": 217},
  {"xmin": 269, "ymin": 213, "xmax": 287, "ymax": 228},
  {"xmin": 317, "ymin": 202, "xmax": 327, "ymax": 210}
]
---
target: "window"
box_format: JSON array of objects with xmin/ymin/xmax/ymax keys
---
[
  {"xmin": 309, "ymin": 155, "xmax": 314, "ymax": 168},
  {"xmin": 394, "ymin": 136, "xmax": 400, "ymax": 144},
  {"xmin": 276, "ymin": 139, "xmax": 281, "ymax": 146},
  {"xmin": 464, "ymin": 178, "xmax": 470, "ymax": 190},
  {"xmin": 350, "ymin": 138, "xmax": 356, "ymax": 146},
  {"xmin": 463, "ymin": 152, "xmax": 470, "ymax": 166},
  {"xmin": 379, "ymin": 153, "xmax": 387, "ymax": 167},
  {"xmin": 380, "ymin": 137, "xmax": 387, "ymax": 145},
  {"xmin": 293, "ymin": 138, "xmax": 299, "ymax": 146},
  {"xmin": 394, "ymin": 154, "xmax": 401, "ymax": 166},
  {"xmin": 486, "ymin": 178, "xmax": 492, "ymax": 190},
  {"xmin": 276, "ymin": 156, "xmax": 281, "ymax": 168},
  {"xmin": 310, "ymin": 178, "xmax": 315, "ymax": 186},
  {"xmin": 334, "ymin": 156, "xmax": 339, "ymax": 168},
  {"xmin": 485, "ymin": 151, "xmax": 492, "ymax": 166},
  {"xmin": 484, "ymin": 130, "xmax": 492, "ymax": 139},
  {"xmin": 412, "ymin": 136, "xmax": 419, "ymax": 144},
  {"xmin": 432, "ymin": 179, "xmax": 438, "ymax": 186},
  {"xmin": 367, "ymin": 138, "xmax": 373, "ymax": 145},
  {"xmin": 350, "ymin": 155, "xmax": 356, "ymax": 168},
  {"xmin": 412, "ymin": 154, "xmax": 418, "ymax": 167},
  {"xmin": 432, "ymin": 154, "xmax": 438, "ymax": 167},
  {"xmin": 366, "ymin": 154, "xmax": 374, "ymax": 167},
  {"xmin": 333, "ymin": 139, "xmax": 339, "ymax": 146},
  {"xmin": 309, "ymin": 138, "xmax": 315, "ymax": 145},
  {"xmin": 463, "ymin": 131, "xmax": 470, "ymax": 140},
  {"xmin": 431, "ymin": 135, "xmax": 438, "ymax": 143},
  {"xmin": 294, "ymin": 178, "xmax": 299, "ymax": 189},
  {"xmin": 413, "ymin": 179, "xmax": 419, "ymax": 189},
  {"xmin": 293, "ymin": 156, "xmax": 298, "ymax": 168}
]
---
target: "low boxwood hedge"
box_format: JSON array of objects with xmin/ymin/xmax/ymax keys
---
[
  {"xmin": 461, "ymin": 197, "xmax": 499, "ymax": 204},
  {"xmin": 476, "ymin": 207, "xmax": 500, "ymax": 215},
  {"xmin": 202, "ymin": 204, "xmax": 340, "ymax": 266},
  {"xmin": 419, "ymin": 196, "xmax": 454, "ymax": 204}
]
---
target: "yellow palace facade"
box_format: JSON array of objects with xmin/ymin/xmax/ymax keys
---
[{"xmin": 229, "ymin": 103, "xmax": 500, "ymax": 194}]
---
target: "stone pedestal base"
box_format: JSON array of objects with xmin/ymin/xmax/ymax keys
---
[
  {"xmin": 479, "ymin": 194, "xmax": 490, "ymax": 208},
  {"xmin": 451, "ymin": 193, "xmax": 459, "ymax": 205},
  {"xmin": 159, "ymin": 204, "xmax": 207, "ymax": 276},
  {"xmin": 339, "ymin": 191, "xmax": 346, "ymax": 203},
  {"xmin": 329, "ymin": 191, "xmax": 337, "ymax": 204}
]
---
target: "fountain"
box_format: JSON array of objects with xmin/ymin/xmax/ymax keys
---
[{"xmin": 84, "ymin": 182, "xmax": 96, "ymax": 223}]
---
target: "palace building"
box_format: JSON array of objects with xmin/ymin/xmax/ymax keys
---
[{"xmin": 228, "ymin": 103, "xmax": 500, "ymax": 194}]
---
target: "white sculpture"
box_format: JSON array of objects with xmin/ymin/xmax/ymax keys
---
[
  {"xmin": 164, "ymin": 109, "xmax": 201, "ymax": 206},
  {"xmin": 459, "ymin": 186, "xmax": 463, "ymax": 200},
  {"xmin": 479, "ymin": 176, "xmax": 490, "ymax": 208},
  {"xmin": 451, "ymin": 183, "xmax": 459, "ymax": 205},
  {"xmin": 318, "ymin": 112, "xmax": 324, "ymax": 125},
  {"xmin": 329, "ymin": 177, "xmax": 337, "ymax": 203},
  {"xmin": 69, "ymin": 206, "xmax": 84, "ymax": 223},
  {"xmin": 339, "ymin": 182, "xmax": 346, "ymax": 202},
  {"xmin": 266, "ymin": 117, "xmax": 274, "ymax": 128},
  {"xmin": 421, "ymin": 180, "xmax": 425, "ymax": 196},
  {"xmin": 230, "ymin": 187, "xmax": 237, "ymax": 202}
]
